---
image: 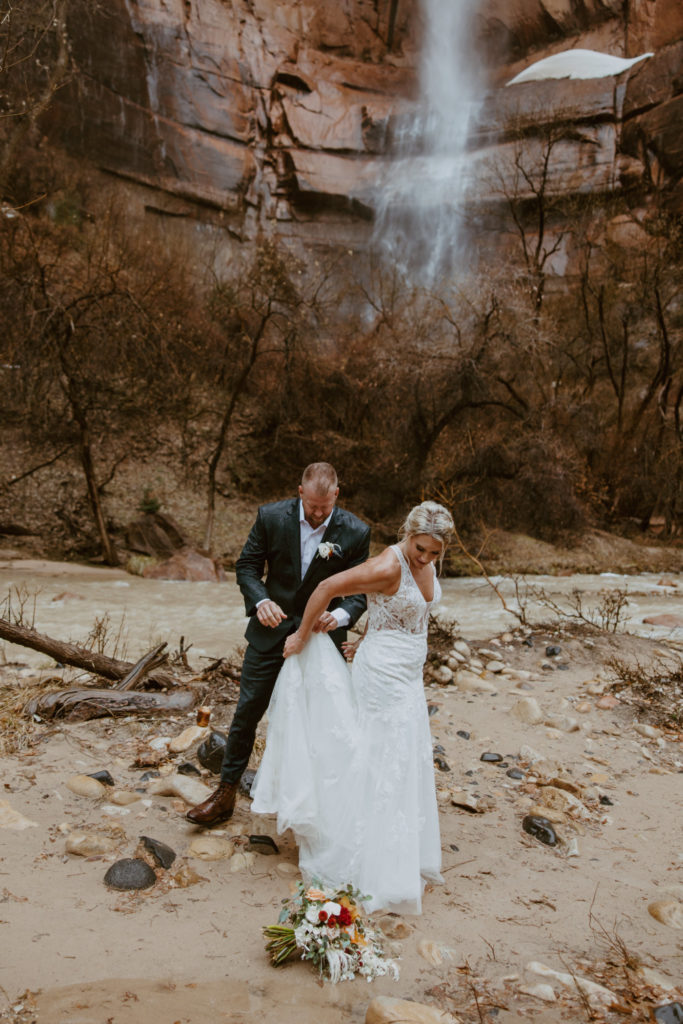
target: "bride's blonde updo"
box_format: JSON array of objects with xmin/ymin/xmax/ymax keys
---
[{"xmin": 398, "ymin": 501, "xmax": 454, "ymax": 568}]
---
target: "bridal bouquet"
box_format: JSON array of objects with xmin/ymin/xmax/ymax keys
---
[{"xmin": 264, "ymin": 882, "xmax": 399, "ymax": 983}]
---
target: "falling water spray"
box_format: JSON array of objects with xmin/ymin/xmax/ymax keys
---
[{"xmin": 373, "ymin": 0, "xmax": 481, "ymax": 285}]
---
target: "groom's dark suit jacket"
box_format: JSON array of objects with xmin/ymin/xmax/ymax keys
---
[{"xmin": 235, "ymin": 498, "xmax": 371, "ymax": 653}]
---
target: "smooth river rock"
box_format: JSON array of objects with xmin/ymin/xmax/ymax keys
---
[
  {"xmin": 366, "ymin": 995, "xmax": 459, "ymax": 1024},
  {"xmin": 66, "ymin": 774, "xmax": 107, "ymax": 798},
  {"xmin": 229, "ymin": 850, "xmax": 256, "ymax": 872},
  {"xmin": 648, "ymin": 899, "xmax": 683, "ymax": 929},
  {"xmin": 511, "ymin": 697, "xmax": 543, "ymax": 724},
  {"xmin": 187, "ymin": 836, "xmax": 235, "ymax": 861},
  {"xmin": 377, "ymin": 915, "xmax": 412, "ymax": 940},
  {"xmin": 526, "ymin": 961, "xmax": 617, "ymax": 1008},
  {"xmin": 0, "ymin": 799, "xmax": 38, "ymax": 830},
  {"xmin": 104, "ymin": 858, "xmax": 157, "ymax": 891},
  {"xmin": 148, "ymin": 774, "xmax": 212, "ymax": 805},
  {"xmin": 109, "ymin": 789, "xmax": 142, "ymax": 806},
  {"xmin": 455, "ymin": 670, "xmax": 497, "ymax": 694},
  {"xmin": 168, "ymin": 724, "xmax": 209, "ymax": 753},
  {"xmin": 66, "ymin": 831, "xmax": 117, "ymax": 856}
]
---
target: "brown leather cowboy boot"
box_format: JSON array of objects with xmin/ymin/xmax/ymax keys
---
[{"xmin": 186, "ymin": 781, "xmax": 238, "ymax": 826}]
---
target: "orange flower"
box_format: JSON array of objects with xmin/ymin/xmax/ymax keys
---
[{"xmin": 305, "ymin": 888, "xmax": 327, "ymax": 902}]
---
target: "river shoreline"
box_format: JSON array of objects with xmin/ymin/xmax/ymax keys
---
[{"xmin": 0, "ymin": 558, "xmax": 681, "ymax": 1024}]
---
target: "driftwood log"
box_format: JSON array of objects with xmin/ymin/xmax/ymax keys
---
[
  {"xmin": 116, "ymin": 643, "xmax": 168, "ymax": 691},
  {"xmin": 24, "ymin": 688, "xmax": 196, "ymax": 721},
  {"xmin": 0, "ymin": 618, "xmax": 179, "ymax": 689}
]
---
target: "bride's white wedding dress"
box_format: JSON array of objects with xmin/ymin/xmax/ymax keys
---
[{"xmin": 250, "ymin": 545, "xmax": 442, "ymax": 914}]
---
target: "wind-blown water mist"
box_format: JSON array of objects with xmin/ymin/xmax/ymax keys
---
[{"xmin": 373, "ymin": 0, "xmax": 481, "ymax": 285}]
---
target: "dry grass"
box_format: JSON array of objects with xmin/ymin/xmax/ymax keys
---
[
  {"xmin": 0, "ymin": 677, "xmax": 52, "ymax": 755},
  {"xmin": 606, "ymin": 654, "xmax": 683, "ymax": 728}
]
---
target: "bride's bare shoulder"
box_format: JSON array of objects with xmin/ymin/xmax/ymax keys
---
[{"xmin": 362, "ymin": 546, "xmax": 401, "ymax": 588}]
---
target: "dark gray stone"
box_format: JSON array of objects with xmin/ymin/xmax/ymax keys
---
[
  {"xmin": 88, "ymin": 770, "xmax": 115, "ymax": 786},
  {"xmin": 197, "ymin": 730, "xmax": 229, "ymax": 774},
  {"xmin": 239, "ymin": 769, "xmax": 257, "ymax": 797},
  {"xmin": 654, "ymin": 1003, "xmax": 683, "ymax": 1024},
  {"xmin": 139, "ymin": 836, "xmax": 177, "ymax": 869},
  {"xmin": 104, "ymin": 858, "xmax": 156, "ymax": 890},
  {"xmin": 522, "ymin": 815, "xmax": 558, "ymax": 847},
  {"xmin": 246, "ymin": 834, "xmax": 279, "ymax": 855}
]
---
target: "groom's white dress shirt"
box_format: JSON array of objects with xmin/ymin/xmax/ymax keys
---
[
  {"xmin": 256, "ymin": 502, "xmax": 350, "ymax": 629},
  {"xmin": 298, "ymin": 501, "xmax": 350, "ymax": 628}
]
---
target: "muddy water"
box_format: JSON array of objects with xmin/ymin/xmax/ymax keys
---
[{"xmin": 1, "ymin": 559, "xmax": 682, "ymax": 670}]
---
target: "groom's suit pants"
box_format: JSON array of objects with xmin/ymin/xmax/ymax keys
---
[{"xmin": 220, "ymin": 642, "xmax": 285, "ymax": 784}]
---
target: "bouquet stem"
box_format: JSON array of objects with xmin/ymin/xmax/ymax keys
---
[{"xmin": 263, "ymin": 924, "xmax": 298, "ymax": 965}]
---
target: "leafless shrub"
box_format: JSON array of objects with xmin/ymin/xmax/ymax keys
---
[
  {"xmin": 606, "ymin": 653, "xmax": 683, "ymax": 728},
  {"xmin": 0, "ymin": 586, "xmax": 39, "ymax": 629},
  {"xmin": 84, "ymin": 612, "xmax": 128, "ymax": 661},
  {"xmin": 530, "ymin": 586, "xmax": 629, "ymax": 632}
]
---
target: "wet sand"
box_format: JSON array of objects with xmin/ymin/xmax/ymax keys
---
[{"xmin": 0, "ymin": 560, "xmax": 681, "ymax": 1023}]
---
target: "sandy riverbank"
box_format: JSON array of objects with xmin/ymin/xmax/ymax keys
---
[{"xmin": 0, "ymin": 562, "xmax": 681, "ymax": 1024}]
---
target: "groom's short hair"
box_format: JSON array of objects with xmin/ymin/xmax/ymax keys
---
[{"xmin": 301, "ymin": 462, "xmax": 338, "ymax": 493}]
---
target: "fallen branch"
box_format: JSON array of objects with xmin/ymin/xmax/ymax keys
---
[
  {"xmin": 24, "ymin": 687, "xmax": 196, "ymax": 721},
  {"xmin": 2, "ymin": 445, "xmax": 74, "ymax": 489},
  {"xmin": 116, "ymin": 643, "xmax": 168, "ymax": 691},
  {"xmin": 0, "ymin": 617, "xmax": 179, "ymax": 689}
]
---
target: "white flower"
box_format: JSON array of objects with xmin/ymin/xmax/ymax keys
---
[
  {"xmin": 305, "ymin": 906, "xmax": 321, "ymax": 924},
  {"xmin": 318, "ymin": 542, "xmax": 341, "ymax": 560},
  {"xmin": 322, "ymin": 901, "xmax": 341, "ymax": 917}
]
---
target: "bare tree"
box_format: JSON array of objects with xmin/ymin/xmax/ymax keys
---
[
  {"xmin": 0, "ymin": 205, "xmax": 197, "ymax": 562},
  {"xmin": 192, "ymin": 240, "xmax": 307, "ymax": 553},
  {"xmin": 0, "ymin": 0, "xmax": 72, "ymax": 199}
]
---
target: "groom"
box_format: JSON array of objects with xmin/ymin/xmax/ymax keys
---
[{"xmin": 186, "ymin": 462, "xmax": 371, "ymax": 826}]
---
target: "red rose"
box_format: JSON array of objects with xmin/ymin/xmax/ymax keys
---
[
  {"xmin": 338, "ymin": 907, "xmax": 352, "ymax": 926},
  {"xmin": 318, "ymin": 910, "xmax": 328, "ymax": 922}
]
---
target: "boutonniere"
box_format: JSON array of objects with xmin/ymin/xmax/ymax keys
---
[{"xmin": 318, "ymin": 541, "xmax": 342, "ymax": 560}]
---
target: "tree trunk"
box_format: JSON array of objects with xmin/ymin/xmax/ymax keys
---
[
  {"xmin": 0, "ymin": 617, "xmax": 179, "ymax": 688},
  {"xmin": 203, "ymin": 329, "xmax": 263, "ymax": 552},
  {"xmin": 79, "ymin": 433, "xmax": 119, "ymax": 566}
]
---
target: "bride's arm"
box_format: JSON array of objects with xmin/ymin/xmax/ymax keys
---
[{"xmin": 283, "ymin": 549, "xmax": 399, "ymax": 658}]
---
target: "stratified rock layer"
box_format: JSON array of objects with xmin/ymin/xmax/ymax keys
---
[{"xmin": 42, "ymin": 1, "xmax": 683, "ymax": 244}]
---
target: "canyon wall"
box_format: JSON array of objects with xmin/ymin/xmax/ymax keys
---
[{"xmin": 44, "ymin": 0, "xmax": 683, "ymax": 259}]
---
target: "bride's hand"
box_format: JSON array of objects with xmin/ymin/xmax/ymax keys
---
[
  {"xmin": 283, "ymin": 631, "xmax": 306, "ymax": 659},
  {"xmin": 341, "ymin": 638, "xmax": 361, "ymax": 662}
]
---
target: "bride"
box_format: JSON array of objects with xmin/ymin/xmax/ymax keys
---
[{"xmin": 250, "ymin": 500, "xmax": 454, "ymax": 914}]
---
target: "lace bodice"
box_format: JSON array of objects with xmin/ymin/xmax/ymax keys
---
[{"xmin": 366, "ymin": 544, "xmax": 441, "ymax": 637}]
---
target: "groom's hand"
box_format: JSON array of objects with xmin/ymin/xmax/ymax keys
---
[
  {"xmin": 312, "ymin": 612, "xmax": 338, "ymax": 633},
  {"xmin": 256, "ymin": 600, "xmax": 287, "ymax": 628}
]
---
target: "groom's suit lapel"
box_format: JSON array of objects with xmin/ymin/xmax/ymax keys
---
[
  {"xmin": 284, "ymin": 499, "xmax": 303, "ymax": 581},
  {"xmin": 300, "ymin": 507, "xmax": 343, "ymax": 586}
]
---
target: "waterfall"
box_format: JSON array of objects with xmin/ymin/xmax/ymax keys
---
[{"xmin": 372, "ymin": 0, "xmax": 481, "ymax": 286}]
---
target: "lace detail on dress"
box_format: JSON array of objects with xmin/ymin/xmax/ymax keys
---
[{"xmin": 366, "ymin": 544, "xmax": 441, "ymax": 636}]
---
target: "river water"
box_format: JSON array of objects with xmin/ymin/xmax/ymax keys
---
[{"xmin": 1, "ymin": 559, "xmax": 682, "ymax": 671}]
